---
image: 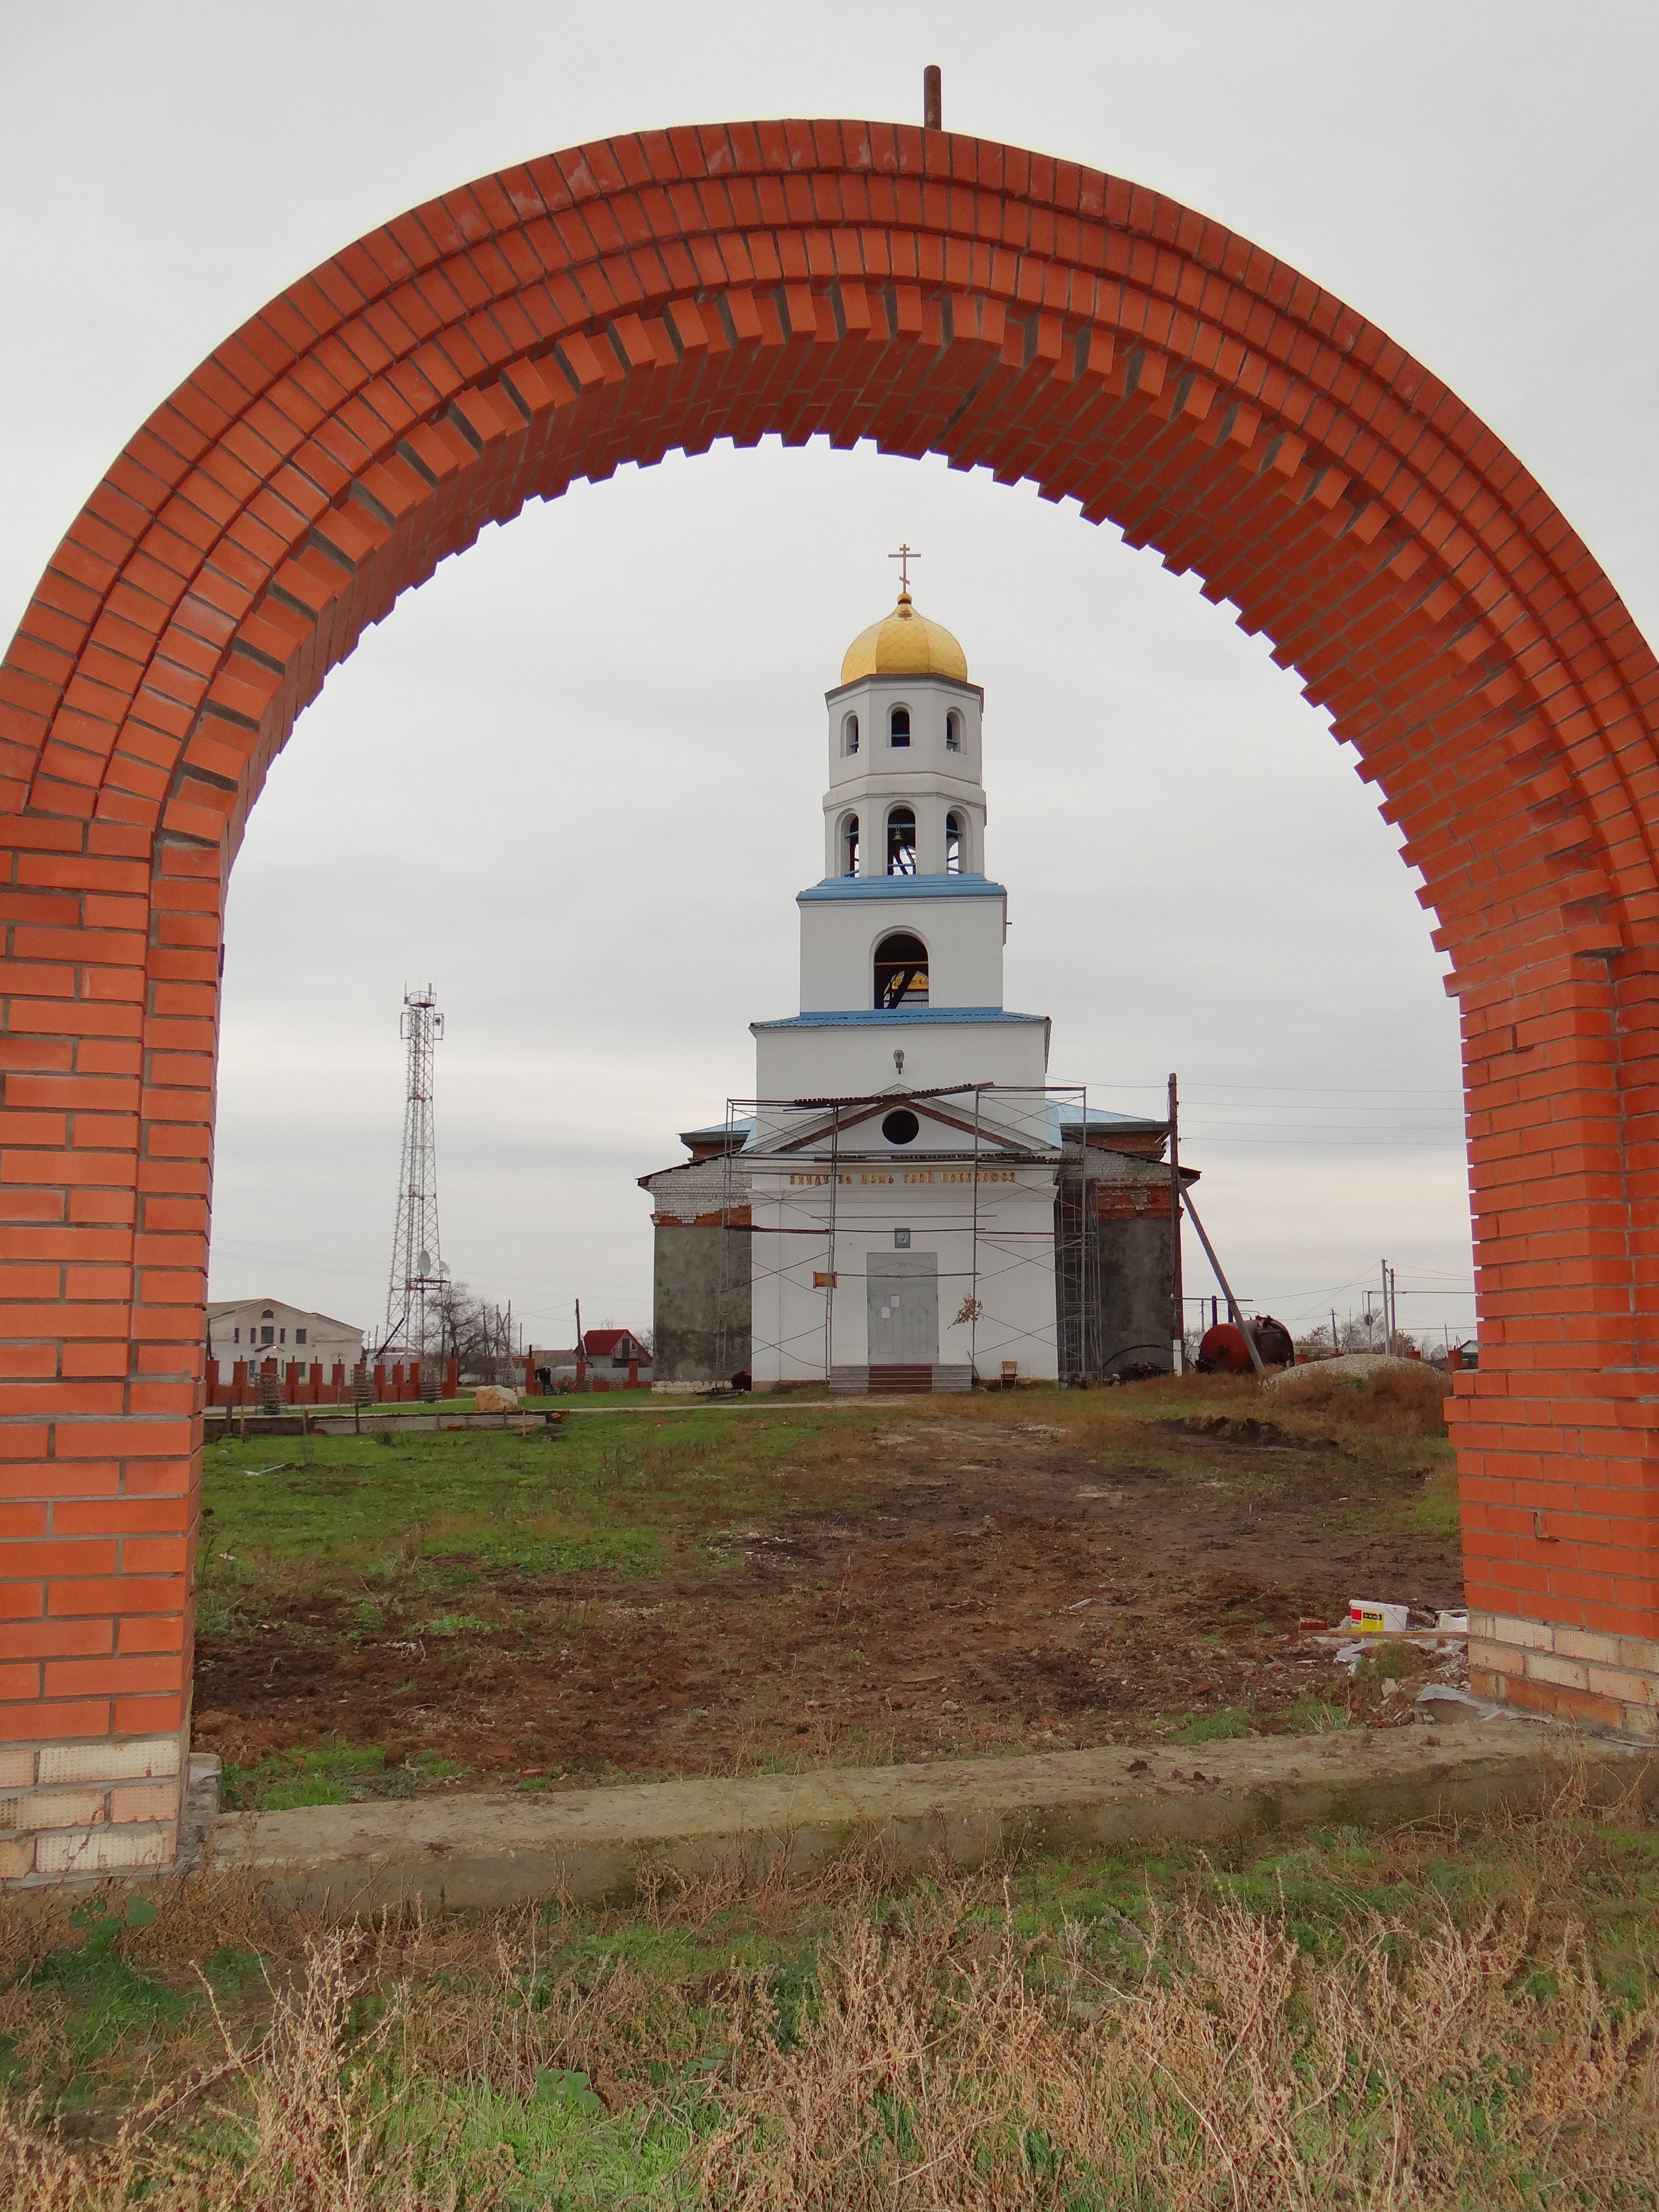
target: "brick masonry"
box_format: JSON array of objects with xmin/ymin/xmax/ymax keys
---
[
  {"xmin": 0, "ymin": 1729, "xmax": 180, "ymax": 1884},
  {"xmin": 1470, "ymin": 1612, "xmax": 1659, "ymax": 1739},
  {"xmin": 0, "ymin": 117, "xmax": 1656, "ymax": 1881}
]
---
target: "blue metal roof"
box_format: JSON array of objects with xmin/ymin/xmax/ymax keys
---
[
  {"xmin": 797, "ymin": 873, "xmax": 1007, "ymax": 904},
  {"xmin": 1047, "ymin": 1101, "xmax": 1165, "ymax": 1143},
  {"xmin": 679, "ymin": 1115, "xmax": 757, "ymax": 1142},
  {"xmin": 752, "ymin": 1008, "xmax": 1044, "ymax": 1031}
]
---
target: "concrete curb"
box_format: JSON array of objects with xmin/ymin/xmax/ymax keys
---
[{"xmin": 210, "ymin": 1727, "xmax": 1657, "ymax": 1917}]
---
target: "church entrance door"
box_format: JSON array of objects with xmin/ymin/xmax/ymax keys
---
[{"xmin": 867, "ymin": 1251, "xmax": 939, "ymax": 1368}]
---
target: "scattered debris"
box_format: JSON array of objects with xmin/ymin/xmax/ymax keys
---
[{"xmin": 1350, "ymin": 1598, "xmax": 1415, "ymax": 1634}]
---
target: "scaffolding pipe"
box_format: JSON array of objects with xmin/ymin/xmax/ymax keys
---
[
  {"xmin": 1180, "ymin": 1189, "xmax": 1266, "ymax": 1375},
  {"xmin": 1167, "ymin": 1071, "xmax": 1184, "ymax": 1374},
  {"xmin": 823, "ymin": 1103, "xmax": 839, "ymax": 1383}
]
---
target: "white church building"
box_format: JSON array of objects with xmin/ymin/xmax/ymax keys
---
[{"xmin": 641, "ymin": 581, "xmax": 1190, "ymax": 1393}]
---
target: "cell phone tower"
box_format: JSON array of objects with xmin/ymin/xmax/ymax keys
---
[{"xmin": 380, "ymin": 984, "xmax": 446, "ymax": 1362}]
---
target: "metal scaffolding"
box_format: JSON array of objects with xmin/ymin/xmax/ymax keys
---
[
  {"xmin": 378, "ymin": 984, "xmax": 445, "ymax": 1361},
  {"xmin": 709, "ymin": 1083, "xmax": 1104, "ymax": 1387}
]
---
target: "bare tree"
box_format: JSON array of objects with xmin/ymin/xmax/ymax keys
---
[{"xmin": 431, "ymin": 1280, "xmax": 520, "ymax": 1385}]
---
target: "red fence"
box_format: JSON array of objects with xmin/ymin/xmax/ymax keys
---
[{"xmin": 203, "ymin": 1355, "xmax": 540, "ymax": 1407}]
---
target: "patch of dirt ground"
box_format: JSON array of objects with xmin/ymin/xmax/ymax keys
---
[{"xmin": 194, "ymin": 1412, "xmax": 1461, "ymax": 1790}]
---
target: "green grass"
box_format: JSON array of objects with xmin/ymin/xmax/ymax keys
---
[
  {"xmin": 219, "ymin": 1736, "xmax": 467, "ymax": 1811},
  {"xmin": 197, "ymin": 1405, "xmax": 875, "ymax": 1638},
  {"xmin": 1172, "ymin": 1707, "xmax": 1255, "ymax": 1743}
]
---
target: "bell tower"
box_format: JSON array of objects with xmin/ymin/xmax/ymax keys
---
[
  {"xmin": 820, "ymin": 581, "xmax": 987, "ymax": 883},
  {"xmin": 787, "ymin": 582, "xmax": 1014, "ymax": 1031}
]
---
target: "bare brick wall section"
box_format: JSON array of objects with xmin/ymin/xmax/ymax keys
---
[{"xmin": 3, "ymin": 118, "xmax": 1658, "ymax": 1875}]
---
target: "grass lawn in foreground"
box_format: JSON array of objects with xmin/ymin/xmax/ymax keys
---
[{"xmin": 193, "ymin": 1371, "xmax": 1462, "ymax": 1803}]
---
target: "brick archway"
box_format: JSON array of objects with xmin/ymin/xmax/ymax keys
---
[{"xmin": 3, "ymin": 119, "xmax": 1656, "ymax": 1879}]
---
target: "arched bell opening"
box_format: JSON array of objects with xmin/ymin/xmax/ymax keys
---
[
  {"xmin": 841, "ymin": 812, "xmax": 860, "ymax": 878},
  {"xmin": 873, "ymin": 931, "xmax": 929, "ymax": 1009},
  {"xmin": 945, "ymin": 811, "xmax": 965, "ymax": 875},
  {"xmin": 886, "ymin": 805, "xmax": 917, "ymax": 876}
]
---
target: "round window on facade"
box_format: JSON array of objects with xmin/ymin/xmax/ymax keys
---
[{"xmin": 882, "ymin": 1108, "xmax": 920, "ymax": 1145}]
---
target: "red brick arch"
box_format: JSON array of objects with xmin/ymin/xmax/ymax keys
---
[{"xmin": 3, "ymin": 119, "xmax": 1657, "ymax": 1878}]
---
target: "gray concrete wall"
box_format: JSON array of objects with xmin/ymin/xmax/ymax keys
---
[
  {"xmin": 653, "ymin": 1225, "xmax": 753, "ymax": 1384},
  {"xmin": 1054, "ymin": 1148, "xmax": 1178, "ymax": 1378},
  {"xmin": 1090, "ymin": 1215, "xmax": 1176, "ymax": 1373},
  {"xmin": 214, "ymin": 1731, "xmax": 1657, "ymax": 1917}
]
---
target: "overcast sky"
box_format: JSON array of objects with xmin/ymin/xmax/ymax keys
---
[{"xmin": 4, "ymin": 2, "xmax": 1654, "ymax": 1355}]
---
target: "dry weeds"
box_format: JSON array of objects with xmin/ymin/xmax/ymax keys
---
[
  {"xmin": 5, "ymin": 1778, "xmax": 1658, "ymax": 2209},
  {"xmin": 1111, "ymin": 1360, "xmax": 1451, "ymax": 1447},
  {"xmin": 1262, "ymin": 1359, "xmax": 1452, "ymax": 1445},
  {"xmin": 0, "ymin": 1929, "xmax": 480, "ymax": 2212},
  {"xmin": 701, "ymin": 1877, "xmax": 1659, "ymax": 2207}
]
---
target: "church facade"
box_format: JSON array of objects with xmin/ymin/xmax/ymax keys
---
[{"xmin": 640, "ymin": 585, "xmax": 1192, "ymax": 1392}]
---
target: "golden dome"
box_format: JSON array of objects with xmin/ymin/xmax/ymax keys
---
[{"xmin": 841, "ymin": 590, "xmax": 968, "ymax": 685}]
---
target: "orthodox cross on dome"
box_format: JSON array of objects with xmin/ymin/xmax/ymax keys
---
[{"xmin": 888, "ymin": 543, "xmax": 919, "ymax": 593}]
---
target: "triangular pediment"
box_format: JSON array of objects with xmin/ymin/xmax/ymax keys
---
[{"xmin": 747, "ymin": 1089, "xmax": 1055, "ymax": 1160}]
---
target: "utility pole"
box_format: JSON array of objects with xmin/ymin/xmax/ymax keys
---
[
  {"xmin": 1379, "ymin": 1259, "xmax": 1389, "ymax": 1353},
  {"xmin": 1167, "ymin": 1073, "xmax": 1184, "ymax": 1373}
]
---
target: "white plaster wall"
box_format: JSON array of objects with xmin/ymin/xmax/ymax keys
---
[
  {"xmin": 753, "ymin": 1016, "xmax": 1048, "ymax": 1106},
  {"xmin": 748, "ymin": 1164, "xmax": 1058, "ymax": 1384},
  {"xmin": 797, "ymin": 890, "xmax": 1008, "ymax": 1012},
  {"xmin": 824, "ymin": 673, "xmax": 983, "ymax": 795},
  {"xmin": 208, "ymin": 1297, "xmax": 364, "ymax": 1373},
  {"xmin": 821, "ymin": 671, "xmax": 988, "ymax": 880}
]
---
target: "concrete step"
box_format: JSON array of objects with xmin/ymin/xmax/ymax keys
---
[
  {"xmin": 210, "ymin": 1728, "xmax": 1655, "ymax": 1918},
  {"xmin": 869, "ymin": 1364, "xmax": 934, "ymax": 1394}
]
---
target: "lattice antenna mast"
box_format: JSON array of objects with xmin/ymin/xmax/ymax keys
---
[{"xmin": 380, "ymin": 985, "xmax": 445, "ymax": 1360}]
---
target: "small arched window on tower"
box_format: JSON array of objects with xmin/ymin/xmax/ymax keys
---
[
  {"xmin": 945, "ymin": 710, "xmax": 962, "ymax": 752},
  {"xmin": 945, "ymin": 812, "xmax": 964, "ymax": 874},
  {"xmin": 874, "ymin": 932, "xmax": 929, "ymax": 1008},
  {"xmin": 842, "ymin": 814, "xmax": 860, "ymax": 877},
  {"xmin": 886, "ymin": 806, "xmax": 917, "ymax": 876},
  {"xmin": 843, "ymin": 712, "xmax": 859, "ymax": 755},
  {"xmin": 889, "ymin": 705, "xmax": 911, "ymax": 748}
]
